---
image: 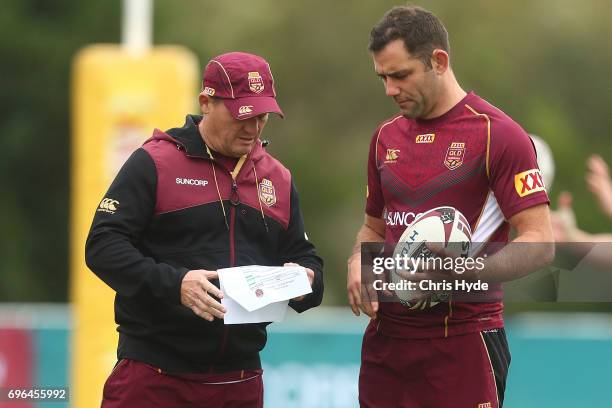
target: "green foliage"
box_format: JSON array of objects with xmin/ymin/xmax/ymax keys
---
[
  {"xmin": 1, "ymin": 0, "xmax": 611, "ymax": 302},
  {"xmin": 0, "ymin": 0, "xmax": 120, "ymax": 301}
]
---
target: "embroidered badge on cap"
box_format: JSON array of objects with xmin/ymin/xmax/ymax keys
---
[{"xmin": 248, "ymin": 71, "xmax": 264, "ymax": 93}]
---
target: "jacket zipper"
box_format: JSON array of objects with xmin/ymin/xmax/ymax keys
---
[
  {"xmin": 177, "ymin": 136, "xmax": 255, "ymax": 371},
  {"xmin": 218, "ymin": 178, "xmax": 238, "ymax": 366},
  {"xmin": 229, "ymin": 203, "xmax": 236, "ymax": 266}
]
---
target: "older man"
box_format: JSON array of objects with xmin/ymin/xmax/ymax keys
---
[{"xmin": 86, "ymin": 52, "xmax": 323, "ymax": 407}]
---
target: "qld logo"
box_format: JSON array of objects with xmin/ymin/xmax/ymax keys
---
[
  {"xmin": 444, "ymin": 142, "xmax": 465, "ymax": 170},
  {"xmin": 248, "ymin": 71, "xmax": 264, "ymax": 94},
  {"xmin": 258, "ymin": 178, "xmax": 276, "ymax": 206}
]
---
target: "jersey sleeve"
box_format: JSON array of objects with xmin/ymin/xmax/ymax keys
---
[
  {"xmin": 365, "ymin": 129, "xmax": 385, "ymax": 218},
  {"xmin": 488, "ymin": 119, "xmax": 550, "ymax": 220}
]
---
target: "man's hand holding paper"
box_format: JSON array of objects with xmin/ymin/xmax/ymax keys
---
[
  {"xmin": 218, "ymin": 264, "xmax": 313, "ymax": 324},
  {"xmin": 284, "ymin": 262, "xmax": 314, "ymax": 301}
]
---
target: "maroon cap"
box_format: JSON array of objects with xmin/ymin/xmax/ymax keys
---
[{"xmin": 202, "ymin": 52, "xmax": 284, "ymax": 120}]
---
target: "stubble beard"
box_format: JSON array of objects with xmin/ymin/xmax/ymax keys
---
[{"xmin": 401, "ymin": 101, "xmax": 425, "ymax": 119}]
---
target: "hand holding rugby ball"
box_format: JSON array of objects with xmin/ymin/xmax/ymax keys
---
[{"xmin": 391, "ymin": 206, "xmax": 472, "ymax": 309}]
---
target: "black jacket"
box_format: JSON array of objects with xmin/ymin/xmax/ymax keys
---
[{"xmin": 85, "ymin": 115, "xmax": 323, "ymax": 373}]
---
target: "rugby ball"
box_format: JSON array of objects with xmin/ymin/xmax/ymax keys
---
[{"xmin": 391, "ymin": 206, "xmax": 472, "ymax": 309}]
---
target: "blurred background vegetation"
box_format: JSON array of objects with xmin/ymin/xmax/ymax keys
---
[{"xmin": 1, "ymin": 0, "xmax": 611, "ymax": 303}]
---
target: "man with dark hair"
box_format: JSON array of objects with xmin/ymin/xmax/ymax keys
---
[
  {"xmin": 86, "ymin": 51, "xmax": 323, "ymax": 407},
  {"xmin": 347, "ymin": 6, "xmax": 553, "ymax": 407},
  {"xmin": 368, "ymin": 5, "xmax": 450, "ymax": 68}
]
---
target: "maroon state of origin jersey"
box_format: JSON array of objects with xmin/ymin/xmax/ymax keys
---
[{"xmin": 366, "ymin": 92, "xmax": 549, "ymax": 338}]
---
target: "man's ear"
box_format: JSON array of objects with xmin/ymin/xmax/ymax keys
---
[
  {"xmin": 431, "ymin": 49, "xmax": 450, "ymax": 75},
  {"xmin": 199, "ymin": 92, "xmax": 212, "ymax": 115}
]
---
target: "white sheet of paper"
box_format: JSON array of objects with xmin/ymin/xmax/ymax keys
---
[
  {"xmin": 220, "ymin": 279, "xmax": 288, "ymax": 324},
  {"xmin": 219, "ymin": 265, "xmax": 312, "ymax": 324}
]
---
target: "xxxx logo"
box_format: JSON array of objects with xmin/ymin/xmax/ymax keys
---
[
  {"xmin": 514, "ymin": 169, "xmax": 546, "ymax": 197},
  {"xmin": 415, "ymin": 133, "xmax": 435, "ymax": 143}
]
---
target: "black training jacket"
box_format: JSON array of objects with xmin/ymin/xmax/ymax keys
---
[{"xmin": 85, "ymin": 115, "xmax": 323, "ymax": 373}]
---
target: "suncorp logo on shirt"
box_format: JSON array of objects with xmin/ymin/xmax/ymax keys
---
[
  {"xmin": 176, "ymin": 178, "xmax": 209, "ymax": 187},
  {"xmin": 385, "ymin": 211, "xmax": 422, "ymax": 226}
]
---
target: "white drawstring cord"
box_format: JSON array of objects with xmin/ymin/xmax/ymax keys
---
[
  {"xmin": 252, "ymin": 164, "xmax": 269, "ymax": 233},
  {"xmin": 205, "ymin": 143, "xmax": 268, "ymax": 233}
]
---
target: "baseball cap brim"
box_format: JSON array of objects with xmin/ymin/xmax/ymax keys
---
[{"xmin": 223, "ymin": 97, "xmax": 284, "ymax": 120}]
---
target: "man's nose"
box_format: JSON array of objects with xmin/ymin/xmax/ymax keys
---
[
  {"xmin": 385, "ymin": 80, "xmax": 400, "ymax": 97},
  {"xmin": 243, "ymin": 117, "xmax": 260, "ymax": 134}
]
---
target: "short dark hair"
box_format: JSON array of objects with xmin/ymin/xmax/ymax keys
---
[{"xmin": 368, "ymin": 5, "xmax": 450, "ymax": 69}]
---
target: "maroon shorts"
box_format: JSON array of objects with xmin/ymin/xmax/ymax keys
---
[
  {"xmin": 359, "ymin": 320, "xmax": 510, "ymax": 408},
  {"xmin": 101, "ymin": 359, "xmax": 263, "ymax": 408}
]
